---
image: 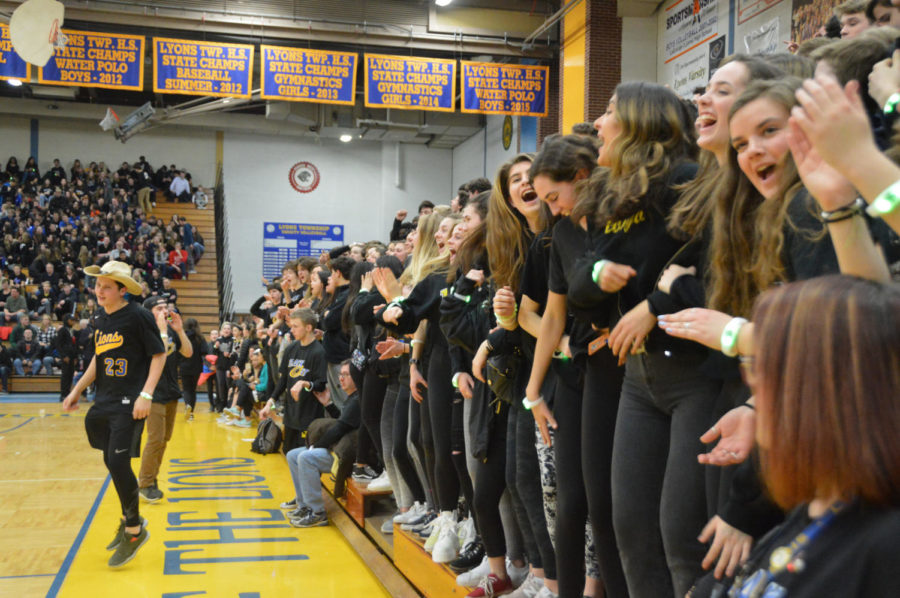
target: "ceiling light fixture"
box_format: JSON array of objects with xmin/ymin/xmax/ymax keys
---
[
  {"xmin": 7, "ymin": 79, "xmax": 23, "ymax": 87},
  {"xmin": 436, "ymin": 0, "xmax": 453, "ymax": 6},
  {"xmin": 340, "ymin": 133, "xmax": 353, "ymax": 143}
]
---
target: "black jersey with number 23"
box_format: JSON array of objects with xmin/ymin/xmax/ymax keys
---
[{"xmin": 92, "ymin": 302, "xmax": 166, "ymax": 405}]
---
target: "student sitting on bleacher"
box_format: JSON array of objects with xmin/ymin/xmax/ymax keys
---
[
  {"xmin": 9, "ymin": 313, "xmax": 38, "ymax": 345},
  {"xmin": 14, "ymin": 328, "xmax": 47, "ymax": 376},
  {"xmin": 280, "ymin": 359, "xmax": 360, "ymax": 528},
  {"xmin": 4, "ymin": 286, "xmax": 27, "ymax": 323},
  {"xmin": 0, "ymin": 342, "xmax": 12, "ymax": 393}
]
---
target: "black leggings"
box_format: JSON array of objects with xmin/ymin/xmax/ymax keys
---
[
  {"xmin": 390, "ymin": 378, "xmax": 426, "ymax": 504},
  {"xmin": 452, "ymin": 391, "xmax": 474, "ymax": 518},
  {"xmin": 581, "ymin": 350, "xmax": 628, "ymax": 598},
  {"xmin": 511, "ymin": 403, "xmax": 556, "ymax": 578},
  {"xmin": 205, "ymin": 374, "xmax": 216, "ymax": 409},
  {"xmin": 360, "ymin": 370, "xmax": 388, "ymax": 463},
  {"xmin": 235, "ymin": 380, "xmax": 254, "ymax": 417},
  {"xmin": 505, "ymin": 405, "xmax": 539, "ymax": 567},
  {"xmin": 553, "ymin": 360, "xmax": 590, "ymax": 598},
  {"xmin": 181, "ymin": 369, "xmax": 200, "ymax": 410},
  {"xmin": 426, "ymin": 344, "xmax": 459, "ymax": 512},
  {"xmin": 473, "ymin": 402, "xmax": 509, "ymax": 557},
  {"xmin": 214, "ymin": 369, "xmax": 229, "ymax": 411}
]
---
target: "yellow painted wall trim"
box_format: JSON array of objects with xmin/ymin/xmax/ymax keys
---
[{"xmin": 562, "ymin": 1, "xmax": 586, "ymax": 133}]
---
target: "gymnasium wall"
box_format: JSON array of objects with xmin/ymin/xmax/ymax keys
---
[
  {"xmin": 451, "ymin": 114, "xmax": 519, "ymax": 192},
  {"xmin": 0, "ymin": 115, "xmax": 217, "ymax": 187},
  {"xmin": 222, "ymin": 134, "xmax": 454, "ymax": 310}
]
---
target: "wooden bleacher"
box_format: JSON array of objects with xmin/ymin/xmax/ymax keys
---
[
  {"xmin": 320, "ymin": 468, "xmax": 475, "ymax": 597},
  {"xmin": 152, "ymin": 193, "xmax": 220, "ymax": 333}
]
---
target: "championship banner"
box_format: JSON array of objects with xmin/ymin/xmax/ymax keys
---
[
  {"xmin": 364, "ymin": 54, "xmax": 455, "ymax": 112},
  {"xmin": 461, "ymin": 61, "xmax": 549, "ymax": 117},
  {"xmin": 37, "ymin": 30, "xmax": 144, "ymax": 90},
  {"xmin": 153, "ymin": 37, "xmax": 253, "ymax": 98},
  {"xmin": 260, "ymin": 46, "xmax": 357, "ymax": 105},
  {"xmin": 0, "ymin": 24, "xmax": 29, "ymax": 82}
]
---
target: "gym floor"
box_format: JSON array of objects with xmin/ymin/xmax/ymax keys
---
[{"xmin": 0, "ymin": 396, "xmax": 390, "ymax": 598}]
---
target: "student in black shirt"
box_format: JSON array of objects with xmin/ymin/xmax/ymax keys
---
[
  {"xmin": 62, "ymin": 260, "xmax": 166, "ymax": 568},
  {"xmin": 138, "ymin": 297, "xmax": 192, "ymax": 503},
  {"xmin": 260, "ymin": 308, "xmax": 328, "ymax": 454},
  {"xmin": 281, "ymin": 359, "xmax": 361, "ymax": 528},
  {"xmin": 55, "ymin": 314, "xmax": 80, "ymax": 399},
  {"xmin": 690, "ymin": 277, "xmax": 900, "ymax": 598},
  {"xmin": 322, "ymin": 257, "xmax": 354, "ymax": 409},
  {"xmin": 563, "ymin": 84, "xmax": 707, "ymax": 598}
]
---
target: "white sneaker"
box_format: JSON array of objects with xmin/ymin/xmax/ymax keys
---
[
  {"xmin": 425, "ymin": 512, "xmax": 455, "ymax": 553},
  {"xmin": 380, "ymin": 518, "xmax": 394, "ymax": 534},
  {"xmin": 393, "ymin": 501, "xmax": 425, "ymax": 524},
  {"xmin": 507, "ymin": 571, "xmax": 545, "ymax": 598},
  {"xmin": 534, "ymin": 585, "xmax": 558, "ymax": 598},
  {"xmin": 457, "ymin": 517, "xmax": 477, "ymax": 551},
  {"xmin": 507, "ymin": 558, "xmax": 530, "ymax": 588},
  {"xmin": 432, "ymin": 521, "xmax": 459, "ymax": 563},
  {"xmin": 456, "ymin": 555, "xmax": 490, "ymax": 587},
  {"xmin": 367, "ymin": 471, "xmax": 393, "ymax": 492}
]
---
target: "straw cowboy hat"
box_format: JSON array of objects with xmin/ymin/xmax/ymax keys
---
[{"xmin": 83, "ymin": 261, "xmax": 143, "ymax": 295}]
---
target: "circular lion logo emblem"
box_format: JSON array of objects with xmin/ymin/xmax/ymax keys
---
[
  {"xmin": 289, "ymin": 161, "xmax": 320, "ymax": 193},
  {"xmin": 502, "ymin": 115, "xmax": 513, "ymax": 150}
]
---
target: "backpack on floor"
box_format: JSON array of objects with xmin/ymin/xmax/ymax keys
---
[{"xmin": 251, "ymin": 418, "xmax": 283, "ymax": 455}]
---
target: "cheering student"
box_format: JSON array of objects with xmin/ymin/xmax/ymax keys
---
[
  {"xmin": 62, "ymin": 261, "xmax": 166, "ymax": 568},
  {"xmin": 138, "ymin": 296, "xmax": 193, "ymax": 503}
]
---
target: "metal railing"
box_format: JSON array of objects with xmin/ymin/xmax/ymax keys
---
[{"xmin": 213, "ymin": 166, "xmax": 234, "ymax": 321}]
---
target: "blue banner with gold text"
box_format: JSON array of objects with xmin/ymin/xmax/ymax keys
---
[
  {"xmin": 461, "ymin": 61, "xmax": 549, "ymax": 117},
  {"xmin": 0, "ymin": 24, "xmax": 29, "ymax": 82},
  {"xmin": 38, "ymin": 30, "xmax": 144, "ymax": 90},
  {"xmin": 153, "ymin": 37, "xmax": 253, "ymax": 98},
  {"xmin": 260, "ymin": 46, "xmax": 357, "ymax": 105},
  {"xmin": 364, "ymin": 54, "xmax": 455, "ymax": 112}
]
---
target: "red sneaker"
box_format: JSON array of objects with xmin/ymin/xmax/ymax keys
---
[{"xmin": 466, "ymin": 573, "xmax": 513, "ymax": 597}]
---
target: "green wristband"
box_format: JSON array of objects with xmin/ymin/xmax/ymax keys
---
[
  {"xmin": 591, "ymin": 260, "xmax": 610, "ymax": 285},
  {"xmin": 720, "ymin": 317, "xmax": 748, "ymax": 358},
  {"xmin": 867, "ymin": 179, "xmax": 900, "ymax": 218}
]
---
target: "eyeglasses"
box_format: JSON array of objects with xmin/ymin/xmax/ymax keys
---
[{"xmin": 338, "ymin": 371, "xmax": 350, "ymax": 378}]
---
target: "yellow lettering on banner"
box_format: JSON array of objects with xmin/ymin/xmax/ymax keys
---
[
  {"xmin": 175, "ymin": 67, "xmax": 232, "ymax": 81},
  {"xmin": 162, "ymin": 55, "xmax": 197, "ymax": 67},
  {"xmin": 161, "ymin": 42, "xmax": 198, "ymax": 56},
  {"xmin": 165, "ymin": 79, "xmax": 214, "ymax": 92},
  {"xmin": 87, "ymin": 49, "xmax": 136, "ymax": 62},
  {"xmin": 117, "ymin": 38, "xmax": 137, "ymax": 50}
]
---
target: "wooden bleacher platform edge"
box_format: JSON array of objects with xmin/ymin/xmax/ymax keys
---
[
  {"xmin": 320, "ymin": 476, "xmax": 420, "ymax": 598},
  {"xmin": 321, "ymin": 471, "xmax": 473, "ymax": 598}
]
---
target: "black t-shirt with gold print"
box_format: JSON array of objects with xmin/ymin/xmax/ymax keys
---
[{"xmin": 92, "ymin": 302, "xmax": 166, "ymax": 406}]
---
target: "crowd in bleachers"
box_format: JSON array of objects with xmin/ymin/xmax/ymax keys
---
[
  {"xmin": 0, "ymin": 153, "xmax": 205, "ymax": 392},
  {"xmin": 203, "ymin": 2, "xmax": 900, "ymax": 597}
]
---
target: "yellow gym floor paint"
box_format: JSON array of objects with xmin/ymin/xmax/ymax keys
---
[{"xmin": 53, "ymin": 411, "xmax": 390, "ymax": 598}]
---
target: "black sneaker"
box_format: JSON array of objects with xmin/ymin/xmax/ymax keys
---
[
  {"xmin": 289, "ymin": 506, "xmax": 312, "ymax": 520},
  {"xmin": 351, "ymin": 464, "xmax": 378, "ymax": 482},
  {"xmin": 290, "ymin": 510, "xmax": 327, "ymax": 528},
  {"xmin": 106, "ymin": 517, "xmax": 148, "ymax": 551},
  {"xmin": 449, "ymin": 539, "xmax": 485, "ymax": 573},
  {"xmin": 139, "ymin": 484, "xmax": 164, "ymax": 503},
  {"xmin": 108, "ymin": 525, "xmax": 150, "ymax": 567},
  {"xmin": 280, "ymin": 498, "xmax": 298, "ymax": 510}
]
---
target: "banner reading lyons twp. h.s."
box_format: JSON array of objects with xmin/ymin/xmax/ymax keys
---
[
  {"xmin": 260, "ymin": 46, "xmax": 357, "ymax": 105},
  {"xmin": 38, "ymin": 29, "xmax": 144, "ymax": 90},
  {"xmin": 364, "ymin": 54, "xmax": 456, "ymax": 112},
  {"xmin": 153, "ymin": 37, "xmax": 254, "ymax": 98}
]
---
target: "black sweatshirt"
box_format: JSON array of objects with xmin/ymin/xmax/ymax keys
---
[
  {"xmin": 566, "ymin": 162, "xmax": 700, "ymax": 356},
  {"xmin": 321, "ymin": 285, "xmax": 350, "ymax": 363},
  {"xmin": 313, "ymin": 391, "xmax": 361, "ymax": 449},
  {"xmin": 271, "ymin": 339, "xmax": 328, "ymax": 433}
]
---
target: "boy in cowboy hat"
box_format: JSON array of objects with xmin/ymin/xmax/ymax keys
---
[{"xmin": 62, "ymin": 261, "xmax": 166, "ymax": 567}]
